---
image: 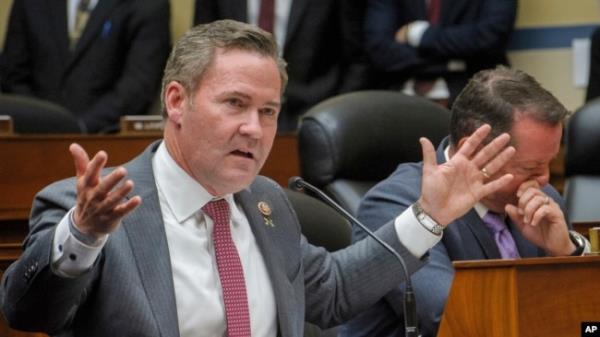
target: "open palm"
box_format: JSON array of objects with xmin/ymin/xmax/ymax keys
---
[{"xmin": 419, "ymin": 125, "xmax": 515, "ymax": 226}]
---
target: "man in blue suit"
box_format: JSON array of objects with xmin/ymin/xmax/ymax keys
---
[
  {"xmin": 1, "ymin": 20, "xmax": 520, "ymax": 337},
  {"xmin": 364, "ymin": 0, "xmax": 516, "ymax": 105},
  {"xmin": 341, "ymin": 66, "xmax": 590, "ymax": 337}
]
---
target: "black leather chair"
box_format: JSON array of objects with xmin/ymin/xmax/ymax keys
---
[
  {"xmin": 298, "ymin": 90, "xmax": 450, "ymax": 215},
  {"xmin": 0, "ymin": 94, "xmax": 81, "ymax": 133},
  {"xmin": 564, "ymin": 98, "xmax": 600, "ymax": 223},
  {"xmin": 284, "ymin": 189, "xmax": 351, "ymax": 337},
  {"xmin": 284, "ymin": 188, "xmax": 352, "ymax": 252}
]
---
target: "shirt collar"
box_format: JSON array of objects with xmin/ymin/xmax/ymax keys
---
[{"xmin": 153, "ymin": 142, "xmax": 235, "ymax": 223}]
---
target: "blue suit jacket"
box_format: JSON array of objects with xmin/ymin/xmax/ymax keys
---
[
  {"xmin": 340, "ymin": 137, "xmax": 567, "ymax": 337},
  {"xmin": 365, "ymin": 0, "xmax": 516, "ymax": 101}
]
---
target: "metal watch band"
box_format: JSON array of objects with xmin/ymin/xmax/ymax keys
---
[
  {"xmin": 569, "ymin": 230, "xmax": 589, "ymax": 256},
  {"xmin": 412, "ymin": 201, "xmax": 444, "ymax": 236}
]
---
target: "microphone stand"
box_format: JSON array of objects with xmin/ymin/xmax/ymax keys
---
[{"xmin": 289, "ymin": 177, "xmax": 420, "ymax": 337}]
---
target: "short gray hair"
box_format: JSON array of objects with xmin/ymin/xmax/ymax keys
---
[
  {"xmin": 450, "ymin": 66, "xmax": 570, "ymax": 146},
  {"xmin": 160, "ymin": 19, "xmax": 288, "ymax": 115}
]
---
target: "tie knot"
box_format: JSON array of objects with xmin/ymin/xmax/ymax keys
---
[
  {"xmin": 202, "ymin": 199, "xmax": 230, "ymax": 223},
  {"xmin": 483, "ymin": 211, "xmax": 507, "ymax": 233}
]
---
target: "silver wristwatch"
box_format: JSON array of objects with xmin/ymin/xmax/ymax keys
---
[{"xmin": 412, "ymin": 200, "xmax": 444, "ymax": 236}]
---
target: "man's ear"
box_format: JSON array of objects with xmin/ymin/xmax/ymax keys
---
[{"xmin": 164, "ymin": 81, "xmax": 188, "ymax": 126}]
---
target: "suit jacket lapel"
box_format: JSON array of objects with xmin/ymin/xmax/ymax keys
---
[
  {"xmin": 66, "ymin": 0, "xmax": 120, "ymax": 71},
  {"xmin": 460, "ymin": 210, "xmax": 502, "ymax": 259},
  {"xmin": 121, "ymin": 142, "xmax": 180, "ymax": 337},
  {"xmin": 285, "ymin": 0, "xmax": 308, "ymax": 47},
  {"xmin": 235, "ymin": 188, "xmax": 295, "ymax": 337},
  {"xmin": 48, "ymin": 0, "xmax": 70, "ymax": 63}
]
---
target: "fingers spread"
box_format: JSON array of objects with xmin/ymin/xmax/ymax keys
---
[
  {"xmin": 456, "ymin": 124, "xmax": 492, "ymax": 159},
  {"xmin": 480, "ymin": 173, "xmax": 514, "ymax": 198},
  {"xmin": 70, "ymin": 143, "xmax": 90, "ymax": 178},
  {"xmin": 113, "ymin": 196, "xmax": 142, "ymax": 219},
  {"xmin": 83, "ymin": 151, "xmax": 108, "ymax": 187},
  {"xmin": 98, "ymin": 179, "xmax": 134, "ymax": 211},
  {"xmin": 480, "ymin": 145, "xmax": 515, "ymax": 178},
  {"xmin": 471, "ymin": 133, "xmax": 511, "ymax": 169},
  {"xmin": 92, "ymin": 167, "xmax": 127, "ymax": 202}
]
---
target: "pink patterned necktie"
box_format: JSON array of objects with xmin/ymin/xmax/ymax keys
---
[
  {"xmin": 202, "ymin": 199, "xmax": 251, "ymax": 337},
  {"xmin": 483, "ymin": 211, "xmax": 521, "ymax": 259}
]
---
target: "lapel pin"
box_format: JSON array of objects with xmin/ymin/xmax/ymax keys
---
[{"xmin": 258, "ymin": 201, "xmax": 275, "ymax": 227}]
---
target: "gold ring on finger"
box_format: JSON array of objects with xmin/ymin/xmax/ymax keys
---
[
  {"xmin": 481, "ymin": 167, "xmax": 491, "ymax": 178},
  {"xmin": 544, "ymin": 196, "xmax": 550, "ymax": 205}
]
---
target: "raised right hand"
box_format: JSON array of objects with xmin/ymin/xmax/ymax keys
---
[
  {"xmin": 419, "ymin": 124, "xmax": 515, "ymax": 226},
  {"xmin": 69, "ymin": 143, "xmax": 142, "ymax": 238}
]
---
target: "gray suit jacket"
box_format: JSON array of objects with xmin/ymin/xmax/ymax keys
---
[
  {"xmin": 1, "ymin": 141, "xmax": 424, "ymax": 337},
  {"xmin": 341, "ymin": 137, "xmax": 567, "ymax": 337}
]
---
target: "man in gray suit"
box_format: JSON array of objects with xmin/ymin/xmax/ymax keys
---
[
  {"xmin": 1, "ymin": 21, "xmax": 516, "ymax": 337},
  {"xmin": 341, "ymin": 66, "xmax": 591, "ymax": 337}
]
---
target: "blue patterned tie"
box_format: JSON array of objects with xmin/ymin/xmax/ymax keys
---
[{"xmin": 483, "ymin": 211, "xmax": 521, "ymax": 259}]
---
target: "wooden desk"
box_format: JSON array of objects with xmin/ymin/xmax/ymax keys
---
[
  {"xmin": 438, "ymin": 255, "xmax": 600, "ymax": 337},
  {"xmin": 0, "ymin": 133, "xmax": 298, "ymax": 222}
]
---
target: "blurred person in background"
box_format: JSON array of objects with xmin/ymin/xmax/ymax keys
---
[
  {"xmin": 194, "ymin": 0, "xmax": 372, "ymax": 132},
  {"xmin": 364, "ymin": 0, "xmax": 516, "ymax": 107},
  {"xmin": 0, "ymin": 0, "xmax": 170, "ymax": 133}
]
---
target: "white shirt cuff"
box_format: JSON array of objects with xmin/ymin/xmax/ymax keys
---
[
  {"xmin": 394, "ymin": 205, "xmax": 443, "ymax": 258},
  {"xmin": 407, "ymin": 21, "xmax": 430, "ymax": 47},
  {"xmin": 51, "ymin": 208, "xmax": 108, "ymax": 278}
]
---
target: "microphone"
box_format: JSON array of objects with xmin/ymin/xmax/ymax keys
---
[{"xmin": 288, "ymin": 176, "xmax": 419, "ymax": 337}]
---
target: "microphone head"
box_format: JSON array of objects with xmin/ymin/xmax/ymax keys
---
[{"xmin": 288, "ymin": 176, "xmax": 304, "ymax": 191}]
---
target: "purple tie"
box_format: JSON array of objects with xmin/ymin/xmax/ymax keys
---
[
  {"xmin": 203, "ymin": 199, "xmax": 252, "ymax": 337},
  {"xmin": 483, "ymin": 211, "xmax": 521, "ymax": 259}
]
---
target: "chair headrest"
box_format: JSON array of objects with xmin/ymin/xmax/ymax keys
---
[
  {"xmin": 298, "ymin": 91, "xmax": 450, "ymax": 187},
  {"xmin": 565, "ymin": 98, "xmax": 600, "ymax": 176},
  {"xmin": 0, "ymin": 94, "xmax": 81, "ymax": 133}
]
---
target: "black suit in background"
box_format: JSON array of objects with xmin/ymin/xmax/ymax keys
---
[
  {"xmin": 365, "ymin": 0, "xmax": 516, "ymax": 103},
  {"xmin": 1, "ymin": 0, "xmax": 171, "ymax": 133},
  {"xmin": 194, "ymin": 0, "xmax": 371, "ymax": 132}
]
